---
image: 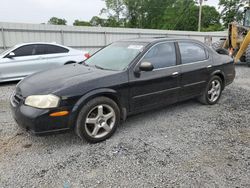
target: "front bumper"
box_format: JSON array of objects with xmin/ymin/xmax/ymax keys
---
[{"xmin": 10, "ymin": 94, "xmax": 72, "ymax": 135}]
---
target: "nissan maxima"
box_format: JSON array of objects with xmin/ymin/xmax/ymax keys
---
[{"xmin": 10, "ymin": 38, "xmax": 235, "ymax": 143}]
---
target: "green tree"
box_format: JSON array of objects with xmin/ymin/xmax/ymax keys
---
[
  {"xmin": 73, "ymin": 20, "xmax": 91, "ymax": 26},
  {"xmin": 89, "ymin": 16, "xmax": 106, "ymax": 26},
  {"xmin": 162, "ymin": 1, "xmax": 222, "ymax": 31},
  {"xmin": 101, "ymin": 0, "xmax": 125, "ymax": 23},
  {"xmin": 101, "ymin": 0, "xmax": 222, "ymax": 31},
  {"xmin": 201, "ymin": 5, "xmax": 223, "ymax": 31},
  {"xmin": 219, "ymin": 0, "xmax": 245, "ymax": 27},
  {"xmin": 162, "ymin": 0, "xmax": 196, "ymax": 30},
  {"xmin": 48, "ymin": 17, "xmax": 67, "ymax": 25}
]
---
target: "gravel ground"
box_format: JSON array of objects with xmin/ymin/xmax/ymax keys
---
[{"xmin": 0, "ymin": 66, "xmax": 250, "ymax": 188}]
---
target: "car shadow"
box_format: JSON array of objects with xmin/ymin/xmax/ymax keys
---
[
  {"xmin": 23, "ymin": 98, "xmax": 200, "ymax": 147},
  {"xmin": 0, "ymin": 80, "xmax": 19, "ymax": 86},
  {"xmin": 119, "ymin": 99, "xmax": 199, "ymax": 130}
]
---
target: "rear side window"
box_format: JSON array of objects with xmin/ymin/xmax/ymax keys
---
[
  {"xmin": 13, "ymin": 45, "xmax": 36, "ymax": 57},
  {"xmin": 46, "ymin": 45, "xmax": 69, "ymax": 54},
  {"xmin": 35, "ymin": 44, "xmax": 47, "ymax": 55},
  {"xmin": 179, "ymin": 42, "xmax": 207, "ymax": 64},
  {"xmin": 142, "ymin": 42, "xmax": 176, "ymax": 69}
]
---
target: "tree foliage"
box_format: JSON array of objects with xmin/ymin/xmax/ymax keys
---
[
  {"xmin": 48, "ymin": 17, "xmax": 67, "ymax": 25},
  {"xmin": 101, "ymin": 0, "xmax": 222, "ymax": 31},
  {"xmin": 73, "ymin": 20, "xmax": 91, "ymax": 26},
  {"xmin": 89, "ymin": 16, "xmax": 122, "ymax": 27},
  {"xmin": 101, "ymin": 0, "xmax": 125, "ymax": 22},
  {"xmin": 219, "ymin": 0, "xmax": 245, "ymax": 27}
]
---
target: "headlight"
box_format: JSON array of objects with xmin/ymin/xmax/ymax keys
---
[{"xmin": 25, "ymin": 94, "xmax": 60, "ymax": 109}]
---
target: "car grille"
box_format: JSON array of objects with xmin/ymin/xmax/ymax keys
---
[{"xmin": 12, "ymin": 91, "xmax": 24, "ymax": 106}]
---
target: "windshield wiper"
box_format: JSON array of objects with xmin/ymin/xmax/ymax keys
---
[
  {"xmin": 95, "ymin": 65, "xmax": 105, "ymax": 70},
  {"xmin": 94, "ymin": 65, "xmax": 117, "ymax": 71}
]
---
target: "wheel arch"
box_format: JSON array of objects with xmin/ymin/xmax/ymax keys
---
[
  {"xmin": 210, "ymin": 70, "xmax": 225, "ymax": 89},
  {"xmin": 69, "ymin": 88, "xmax": 126, "ymax": 128},
  {"xmin": 64, "ymin": 61, "xmax": 76, "ymax": 65}
]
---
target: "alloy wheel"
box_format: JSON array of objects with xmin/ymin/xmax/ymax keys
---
[
  {"xmin": 84, "ymin": 104, "xmax": 116, "ymax": 139},
  {"xmin": 208, "ymin": 80, "xmax": 221, "ymax": 103}
]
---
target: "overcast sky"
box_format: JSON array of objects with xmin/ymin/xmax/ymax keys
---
[{"xmin": 0, "ymin": 0, "xmax": 219, "ymax": 25}]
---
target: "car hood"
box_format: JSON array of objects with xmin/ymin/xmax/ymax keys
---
[{"xmin": 17, "ymin": 64, "xmax": 120, "ymax": 97}]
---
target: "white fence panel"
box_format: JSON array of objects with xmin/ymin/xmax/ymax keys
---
[{"xmin": 0, "ymin": 22, "xmax": 227, "ymax": 54}]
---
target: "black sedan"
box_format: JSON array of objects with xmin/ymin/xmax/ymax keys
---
[{"xmin": 10, "ymin": 38, "xmax": 235, "ymax": 143}]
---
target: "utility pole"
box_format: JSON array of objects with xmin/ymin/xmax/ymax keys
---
[{"xmin": 198, "ymin": 0, "xmax": 207, "ymax": 32}]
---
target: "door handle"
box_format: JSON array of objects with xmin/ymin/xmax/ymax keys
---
[
  {"xmin": 207, "ymin": 65, "xmax": 212, "ymax": 68},
  {"xmin": 172, "ymin": 72, "xmax": 179, "ymax": 76}
]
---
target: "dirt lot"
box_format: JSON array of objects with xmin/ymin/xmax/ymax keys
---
[{"xmin": 0, "ymin": 66, "xmax": 250, "ymax": 188}]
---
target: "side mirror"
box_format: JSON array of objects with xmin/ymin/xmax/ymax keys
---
[
  {"xmin": 6, "ymin": 52, "xmax": 15, "ymax": 58},
  {"xmin": 139, "ymin": 62, "xmax": 154, "ymax": 72}
]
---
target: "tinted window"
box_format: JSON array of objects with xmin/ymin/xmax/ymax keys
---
[
  {"xmin": 179, "ymin": 42, "xmax": 207, "ymax": 64},
  {"xmin": 142, "ymin": 42, "xmax": 176, "ymax": 69},
  {"xmin": 13, "ymin": 45, "xmax": 36, "ymax": 57},
  {"xmin": 46, "ymin": 45, "xmax": 69, "ymax": 54},
  {"xmin": 35, "ymin": 44, "xmax": 47, "ymax": 55}
]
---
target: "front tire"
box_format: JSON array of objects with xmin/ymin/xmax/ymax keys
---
[
  {"xmin": 198, "ymin": 76, "xmax": 222, "ymax": 105},
  {"xmin": 75, "ymin": 97, "xmax": 120, "ymax": 143}
]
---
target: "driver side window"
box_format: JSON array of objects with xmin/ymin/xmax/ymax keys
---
[
  {"xmin": 142, "ymin": 42, "xmax": 176, "ymax": 69},
  {"xmin": 12, "ymin": 45, "xmax": 36, "ymax": 57}
]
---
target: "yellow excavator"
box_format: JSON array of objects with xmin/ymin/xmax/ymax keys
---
[{"xmin": 212, "ymin": 7, "xmax": 250, "ymax": 66}]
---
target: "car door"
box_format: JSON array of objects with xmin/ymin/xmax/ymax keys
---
[
  {"xmin": 0, "ymin": 44, "xmax": 47, "ymax": 80},
  {"xmin": 129, "ymin": 41, "xmax": 181, "ymax": 113},
  {"xmin": 43, "ymin": 44, "xmax": 70, "ymax": 66},
  {"xmin": 178, "ymin": 41, "xmax": 212, "ymax": 100}
]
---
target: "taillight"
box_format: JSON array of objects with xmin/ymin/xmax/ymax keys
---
[{"xmin": 84, "ymin": 53, "xmax": 91, "ymax": 59}]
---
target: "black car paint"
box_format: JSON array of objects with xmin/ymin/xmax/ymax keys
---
[{"xmin": 10, "ymin": 38, "xmax": 235, "ymax": 135}]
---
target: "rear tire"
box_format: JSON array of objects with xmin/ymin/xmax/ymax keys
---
[
  {"xmin": 75, "ymin": 97, "xmax": 120, "ymax": 143},
  {"xmin": 240, "ymin": 55, "xmax": 246, "ymax": 63},
  {"xmin": 245, "ymin": 44, "xmax": 250, "ymax": 66},
  {"xmin": 198, "ymin": 76, "xmax": 222, "ymax": 105}
]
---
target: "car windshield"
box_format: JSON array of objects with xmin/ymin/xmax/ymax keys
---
[{"xmin": 84, "ymin": 41, "xmax": 147, "ymax": 71}]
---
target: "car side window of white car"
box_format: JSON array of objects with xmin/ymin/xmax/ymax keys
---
[
  {"xmin": 12, "ymin": 45, "xmax": 36, "ymax": 57},
  {"xmin": 46, "ymin": 45, "xmax": 69, "ymax": 54}
]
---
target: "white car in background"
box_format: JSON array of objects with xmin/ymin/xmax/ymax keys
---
[{"xmin": 0, "ymin": 42, "xmax": 89, "ymax": 83}]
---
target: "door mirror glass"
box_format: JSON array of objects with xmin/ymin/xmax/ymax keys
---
[
  {"xmin": 139, "ymin": 62, "xmax": 154, "ymax": 72},
  {"xmin": 6, "ymin": 52, "xmax": 15, "ymax": 58}
]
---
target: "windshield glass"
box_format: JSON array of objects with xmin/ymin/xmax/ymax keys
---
[{"xmin": 85, "ymin": 41, "xmax": 147, "ymax": 71}]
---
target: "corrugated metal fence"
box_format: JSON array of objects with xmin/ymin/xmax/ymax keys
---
[{"xmin": 0, "ymin": 22, "xmax": 227, "ymax": 54}]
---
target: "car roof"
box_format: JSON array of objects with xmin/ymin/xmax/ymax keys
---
[
  {"xmin": 120, "ymin": 37, "xmax": 202, "ymax": 44},
  {"xmin": 14, "ymin": 42, "xmax": 68, "ymax": 48}
]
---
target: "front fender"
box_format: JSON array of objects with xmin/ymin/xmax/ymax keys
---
[
  {"xmin": 74, "ymin": 88, "xmax": 118, "ymax": 110},
  {"xmin": 68, "ymin": 88, "xmax": 121, "ymax": 128}
]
